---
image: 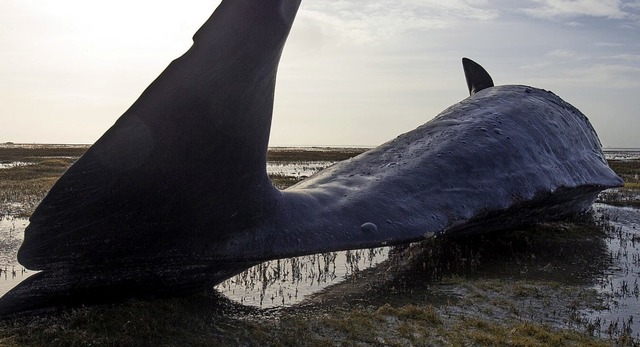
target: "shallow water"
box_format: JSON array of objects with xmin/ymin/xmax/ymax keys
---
[
  {"xmin": 583, "ymin": 204, "xmax": 640, "ymax": 339},
  {"xmin": 216, "ymin": 247, "xmax": 390, "ymax": 308},
  {"xmin": 0, "ymin": 217, "xmax": 34, "ymax": 296},
  {"xmin": 604, "ymin": 148, "xmax": 640, "ymax": 160},
  {"xmin": 214, "ymin": 200, "xmax": 640, "ymax": 339},
  {"xmin": 266, "ymin": 161, "xmax": 334, "ymax": 178},
  {"xmin": 0, "ymin": 162, "xmax": 33, "ymax": 170}
]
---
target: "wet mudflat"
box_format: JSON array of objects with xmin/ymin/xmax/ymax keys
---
[{"xmin": 0, "ymin": 144, "xmax": 638, "ymax": 346}]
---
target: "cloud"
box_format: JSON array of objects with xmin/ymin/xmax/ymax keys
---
[
  {"xmin": 544, "ymin": 49, "xmax": 595, "ymax": 63},
  {"xmin": 622, "ymin": 0, "xmax": 640, "ymax": 10},
  {"xmin": 522, "ymin": 0, "xmax": 629, "ymax": 19},
  {"xmin": 520, "ymin": 46, "xmax": 640, "ymax": 90},
  {"xmin": 605, "ymin": 53, "xmax": 640, "ymax": 61},
  {"xmin": 297, "ymin": 1, "xmax": 497, "ymax": 44},
  {"xmin": 594, "ymin": 41, "xmax": 626, "ymax": 47},
  {"xmin": 547, "ymin": 48, "xmax": 579, "ymax": 58},
  {"xmin": 519, "ymin": 49, "xmax": 588, "ymax": 70},
  {"xmin": 529, "ymin": 62, "xmax": 640, "ymax": 90}
]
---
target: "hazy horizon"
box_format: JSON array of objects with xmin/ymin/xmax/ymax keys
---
[{"xmin": 3, "ymin": 141, "xmax": 640, "ymax": 151}]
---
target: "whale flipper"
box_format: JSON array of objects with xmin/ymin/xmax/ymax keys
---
[{"xmin": 462, "ymin": 57, "xmax": 494, "ymax": 95}]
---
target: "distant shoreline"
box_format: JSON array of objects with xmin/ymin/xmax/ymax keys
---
[
  {"xmin": 2, "ymin": 142, "xmax": 639, "ymax": 151},
  {"xmin": 603, "ymin": 147, "xmax": 640, "ymax": 151}
]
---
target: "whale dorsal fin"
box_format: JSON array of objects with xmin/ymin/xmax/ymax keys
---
[{"xmin": 462, "ymin": 57, "xmax": 494, "ymax": 96}]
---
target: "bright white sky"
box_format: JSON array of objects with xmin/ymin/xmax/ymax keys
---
[{"xmin": 1, "ymin": 0, "xmax": 639, "ymax": 147}]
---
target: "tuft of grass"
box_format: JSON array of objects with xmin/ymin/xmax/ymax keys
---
[
  {"xmin": 608, "ymin": 159, "xmax": 640, "ymax": 183},
  {"xmin": 269, "ymin": 173, "xmax": 304, "ymax": 189},
  {"xmin": 624, "ymin": 182, "xmax": 640, "ymax": 189},
  {"xmin": 452, "ymin": 318, "xmax": 610, "ymax": 347},
  {"xmin": 601, "ymin": 158, "xmax": 640, "ymax": 207},
  {"xmin": 375, "ymin": 303, "xmax": 442, "ymax": 325}
]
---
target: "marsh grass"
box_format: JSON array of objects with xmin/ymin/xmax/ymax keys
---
[
  {"xmin": 269, "ymin": 173, "xmax": 304, "ymax": 190},
  {"xmin": 597, "ymin": 188, "xmax": 640, "ymax": 208},
  {"xmin": 11, "ymin": 295, "xmax": 601, "ymax": 347},
  {"xmin": 0, "ymin": 156, "xmax": 78, "ymax": 217},
  {"xmin": 267, "ymin": 147, "xmax": 367, "ymax": 162},
  {"xmin": 595, "ymin": 160, "xmax": 640, "ymax": 208},
  {"xmin": 0, "ymin": 292, "xmax": 262, "ymax": 346},
  {"xmin": 449, "ymin": 318, "xmax": 610, "ymax": 347},
  {"xmin": 0, "ymin": 146, "xmax": 87, "ymax": 163},
  {"xmin": 0, "ymin": 146, "xmax": 638, "ymax": 346},
  {"xmin": 608, "ymin": 159, "xmax": 640, "ymax": 184},
  {"xmin": 0, "ymin": 298, "xmax": 610, "ymax": 346}
]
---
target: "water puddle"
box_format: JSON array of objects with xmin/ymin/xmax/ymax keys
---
[
  {"xmin": 0, "ymin": 162, "xmax": 33, "ymax": 170},
  {"xmin": 266, "ymin": 161, "xmax": 333, "ymax": 178},
  {"xmin": 604, "ymin": 149, "xmax": 640, "ymax": 161},
  {"xmin": 0, "ymin": 216, "xmax": 34, "ymax": 296},
  {"xmin": 214, "ymin": 200, "xmax": 640, "ymax": 341},
  {"xmin": 582, "ymin": 203, "xmax": 640, "ymax": 339},
  {"xmin": 215, "ymin": 247, "xmax": 390, "ymax": 308}
]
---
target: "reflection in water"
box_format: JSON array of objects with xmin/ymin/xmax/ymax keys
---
[
  {"xmin": 0, "ymin": 194, "xmax": 638, "ymax": 343},
  {"xmin": 0, "ymin": 216, "xmax": 34, "ymax": 296},
  {"xmin": 603, "ymin": 149, "xmax": 640, "ymax": 161},
  {"xmin": 216, "ymin": 200, "xmax": 640, "ymax": 341},
  {"xmin": 0, "ymin": 162, "xmax": 34, "ymax": 170},
  {"xmin": 584, "ymin": 204, "xmax": 640, "ymax": 340},
  {"xmin": 218, "ymin": 211, "xmax": 609, "ymax": 307},
  {"xmin": 216, "ymin": 248, "xmax": 390, "ymax": 308},
  {"xmin": 266, "ymin": 161, "xmax": 334, "ymax": 178}
]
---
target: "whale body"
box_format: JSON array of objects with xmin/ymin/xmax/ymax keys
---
[{"xmin": 0, "ymin": 0, "xmax": 622, "ymax": 315}]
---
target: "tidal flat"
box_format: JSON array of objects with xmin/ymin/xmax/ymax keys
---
[{"xmin": 0, "ymin": 144, "xmax": 638, "ymax": 346}]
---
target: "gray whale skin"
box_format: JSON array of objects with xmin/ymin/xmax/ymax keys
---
[{"xmin": 0, "ymin": 0, "xmax": 623, "ymax": 315}]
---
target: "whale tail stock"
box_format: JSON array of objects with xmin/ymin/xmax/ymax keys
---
[{"xmin": 17, "ymin": 0, "xmax": 302, "ymax": 271}]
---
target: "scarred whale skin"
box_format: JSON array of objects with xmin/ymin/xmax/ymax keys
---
[
  {"xmin": 226, "ymin": 84, "xmax": 623, "ymax": 263},
  {"xmin": 222, "ymin": 59, "xmax": 625, "ymax": 263},
  {"xmin": 0, "ymin": 0, "xmax": 623, "ymax": 315}
]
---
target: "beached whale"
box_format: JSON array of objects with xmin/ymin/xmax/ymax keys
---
[{"xmin": 0, "ymin": 0, "xmax": 622, "ymax": 315}]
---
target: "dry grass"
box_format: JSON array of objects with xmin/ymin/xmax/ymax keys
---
[
  {"xmin": 267, "ymin": 147, "xmax": 367, "ymax": 162},
  {"xmin": 608, "ymin": 159, "xmax": 640, "ymax": 183}
]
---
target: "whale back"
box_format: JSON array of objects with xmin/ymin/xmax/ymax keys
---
[{"xmin": 219, "ymin": 84, "xmax": 623, "ymax": 262}]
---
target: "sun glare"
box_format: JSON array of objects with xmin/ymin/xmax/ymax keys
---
[{"xmin": 30, "ymin": 1, "xmax": 219, "ymax": 54}]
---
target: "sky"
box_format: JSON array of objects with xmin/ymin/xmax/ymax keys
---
[{"xmin": 1, "ymin": 0, "xmax": 639, "ymax": 148}]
